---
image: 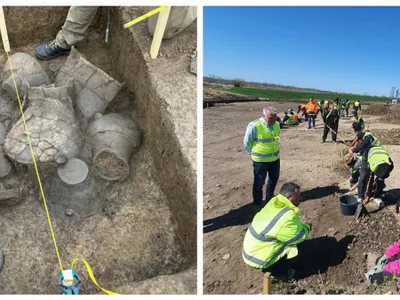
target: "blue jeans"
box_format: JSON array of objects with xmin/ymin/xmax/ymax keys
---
[
  {"xmin": 307, "ymin": 114, "xmax": 316, "ymax": 128},
  {"xmin": 252, "ymin": 159, "xmax": 280, "ymax": 204}
]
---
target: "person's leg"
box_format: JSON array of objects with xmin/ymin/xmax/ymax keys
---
[
  {"xmin": 253, "ymin": 161, "xmax": 268, "ymax": 205},
  {"xmin": 56, "ymin": 6, "xmax": 99, "ymax": 48},
  {"xmin": 331, "ymin": 123, "xmax": 337, "ymax": 142},
  {"xmin": 358, "ymin": 159, "xmax": 370, "ymax": 200},
  {"xmin": 322, "ymin": 124, "xmax": 329, "ymax": 142},
  {"xmin": 307, "ymin": 116, "xmax": 311, "ymax": 128},
  {"xmin": 268, "ymin": 256, "xmax": 298, "ymax": 277},
  {"xmin": 36, "ymin": 6, "xmax": 99, "ymax": 60},
  {"xmin": 312, "ymin": 115, "xmax": 316, "ymax": 128},
  {"xmin": 265, "ymin": 159, "xmax": 280, "ymax": 202}
]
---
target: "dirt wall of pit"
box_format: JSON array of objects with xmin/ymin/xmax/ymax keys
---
[
  {"xmin": 108, "ymin": 7, "xmax": 197, "ymax": 264},
  {"xmin": 3, "ymin": 5, "xmax": 196, "ymax": 271}
]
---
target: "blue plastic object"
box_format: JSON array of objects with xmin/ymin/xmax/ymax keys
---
[{"xmin": 58, "ymin": 269, "xmax": 82, "ymax": 295}]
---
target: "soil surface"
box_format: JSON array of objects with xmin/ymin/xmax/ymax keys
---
[
  {"xmin": 0, "ymin": 11, "xmax": 190, "ymax": 294},
  {"xmin": 203, "ymin": 101, "xmax": 400, "ymax": 294}
]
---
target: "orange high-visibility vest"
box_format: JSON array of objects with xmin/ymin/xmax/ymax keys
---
[{"xmin": 306, "ymin": 101, "xmax": 318, "ymax": 113}]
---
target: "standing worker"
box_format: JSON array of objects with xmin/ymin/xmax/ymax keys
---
[
  {"xmin": 348, "ymin": 123, "xmax": 381, "ymax": 203},
  {"xmin": 321, "ymin": 103, "xmax": 339, "ymax": 144},
  {"xmin": 353, "ymin": 100, "xmax": 362, "ymax": 118},
  {"xmin": 306, "ymin": 97, "xmax": 318, "ymax": 129},
  {"xmin": 244, "ymin": 107, "xmax": 281, "ymax": 206},
  {"xmin": 242, "ymin": 183, "xmax": 311, "ymax": 279},
  {"xmin": 344, "ymin": 99, "xmax": 350, "ymax": 117}
]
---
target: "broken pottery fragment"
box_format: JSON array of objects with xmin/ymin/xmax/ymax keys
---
[
  {"xmin": 55, "ymin": 47, "xmax": 123, "ymax": 119},
  {"xmin": 3, "ymin": 83, "xmax": 83, "ymax": 165},
  {"xmin": 2, "ymin": 53, "xmax": 51, "ymax": 100}
]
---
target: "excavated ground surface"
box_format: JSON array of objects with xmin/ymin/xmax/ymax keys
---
[
  {"xmin": 203, "ymin": 101, "xmax": 400, "ymax": 294},
  {"xmin": 0, "ymin": 7, "xmax": 194, "ymax": 294}
]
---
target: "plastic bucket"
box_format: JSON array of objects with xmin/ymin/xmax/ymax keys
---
[{"xmin": 339, "ymin": 195, "xmax": 359, "ymax": 216}]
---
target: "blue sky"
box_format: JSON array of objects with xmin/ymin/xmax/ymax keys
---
[{"xmin": 204, "ymin": 6, "xmax": 400, "ymax": 96}]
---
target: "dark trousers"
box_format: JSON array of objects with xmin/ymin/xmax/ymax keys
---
[
  {"xmin": 372, "ymin": 159, "xmax": 394, "ymax": 198},
  {"xmin": 358, "ymin": 156, "xmax": 370, "ymax": 199},
  {"xmin": 252, "ymin": 159, "xmax": 280, "ymax": 204},
  {"xmin": 307, "ymin": 114, "xmax": 316, "ymax": 128},
  {"xmin": 322, "ymin": 122, "xmax": 338, "ymax": 142}
]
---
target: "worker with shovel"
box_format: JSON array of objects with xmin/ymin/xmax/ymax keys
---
[
  {"xmin": 243, "ymin": 107, "xmax": 281, "ymax": 206},
  {"xmin": 348, "ymin": 123, "xmax": 382, "ymax": 203},
  {"xmin": 321, "ymin": 102, "xmax": 340, "ymax": 144},
  {"xmin": 242, "ymin": 182, "xmax": 311, "ymax": 280}
]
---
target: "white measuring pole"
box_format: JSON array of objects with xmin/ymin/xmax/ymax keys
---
[
  {"xmin": 0, "ymin": 6, "xmax": 10, "ymax": 53},
  {"xmin": 150, "ymin": 6, "xmax": 171, "ymax": 59}
]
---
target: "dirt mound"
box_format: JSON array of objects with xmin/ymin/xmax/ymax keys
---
[
  {"xmin": 380, "ymin": 105, "xmax": 400, "ymax": 124},
  {"xmin": 363, "ymin": 104, "xmax": 390, "ymax": 116},
  {"xmin": 204, "ymin": 88, "xmax": 260, "ymax": 104},
  {"xmin": 373, "ymin": 129, "xmax": 400, "ymax": 145}
]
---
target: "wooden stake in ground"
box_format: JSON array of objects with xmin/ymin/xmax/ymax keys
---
[
  {"xmin": 0, "ymin": 6, "xmax": 11, "ymax": 52},
  {"xmin": 263, "ymin": 272, "xmax": 271, "ymax": 295},
  {"xmin": 150, "ymin": 6, "xmax": 171, "ymax": 59}
]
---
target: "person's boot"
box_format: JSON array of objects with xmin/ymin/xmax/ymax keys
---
[{"xmin": 35, "ymin": 39, "xmax": 71, "ymax": 60}]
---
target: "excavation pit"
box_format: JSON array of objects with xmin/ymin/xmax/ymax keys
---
[{"xmin": 0, "ymin": 6, "xmax": 196, "ymax": 294}]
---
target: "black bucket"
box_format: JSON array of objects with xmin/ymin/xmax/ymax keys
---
[{"xmin": 340, "ymin": 195, "xmax": 359, "ymax": 216}]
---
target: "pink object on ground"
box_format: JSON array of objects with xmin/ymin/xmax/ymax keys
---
[
  {"xmin": 384, "ymin": 260, "xmax": 400, "ymax": 274},
  {"xmin": 385, "ymin": 240, "xmax": 400, "ymax": 259}
]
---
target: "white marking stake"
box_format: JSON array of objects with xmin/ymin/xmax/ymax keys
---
[
  {"xmin": 150, "ymin": 6, "xmax": 171, "ymax": 59},
  {"xmin": 0, "ymin": 6, "xmax": 10, "ymax": 53}
]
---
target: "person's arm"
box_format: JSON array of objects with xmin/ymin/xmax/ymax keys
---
[
  {"xmin": 359, "ymin": 103, "xmax": 362, "ymax": 111},
  {"xmin": 352, "ymin": 136, "xmax": 370, "ymax": 154},
  {"xmin": 349, "ymin": 182, "xmax": 359, "ymax": 192},
  {"xmin": 276, "ymin": 214, "xmax": 310, "ymax": 245},
  {"xmin": 243, "ymin": 122, "xmax": 256, "ymax": 153}
]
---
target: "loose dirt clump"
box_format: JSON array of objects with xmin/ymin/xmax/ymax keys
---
[
  {"xmin": 373, "ymin": 129, "xmax": 400, "ymax": 145},
  {"xmin": 363, "ymin": 104, "xmax": 390, "ymax": 116},
  {"xmin": 380, "ymin": 105, "xmax": 400, "ymax": 125}
]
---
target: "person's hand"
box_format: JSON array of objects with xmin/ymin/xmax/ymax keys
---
[{"xmin": 376, "ymin": 255, "xmax": 389, "ymax": 267}]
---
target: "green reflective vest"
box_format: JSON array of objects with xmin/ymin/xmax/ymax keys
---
[
  {"xmin": 354, "ymin": 101, "xmax": 360, "ymax": 107},
  {"xmin": 242, "ymin": 194, "xmax": 310, "ymax": 269},
  {"xmin": 363, "ymin": 132, "xmax": 381, "ymax": 148},
  {"xmin": 368, "ymin": 146, "xmax": 391, "ymax": 173},
  {"xmin": 250, "ymin": 118, "xmax": 280, "ymax": 163}
]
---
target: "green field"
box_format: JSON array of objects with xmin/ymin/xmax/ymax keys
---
[{"xmin": 214, "ymin": 86, "xmax": 392, "ymax": 103}]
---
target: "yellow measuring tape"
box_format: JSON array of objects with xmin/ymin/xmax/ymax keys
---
[
  {"xmin": 4, "ymin": 28, "xmax": 118, "ymax": 297},
  {"xmin": 123, "ymin": 6, "xmax": 168, "ymax": 28}
]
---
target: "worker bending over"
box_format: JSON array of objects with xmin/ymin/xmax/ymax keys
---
[
  {"xmin": 282, "ymin": 109, "xmax": 299, "ymax": 125},
  {"xmin": 297, "ymin": 104, "xmax": 308, "ymax": 121},
  {"xmin": 348, "ymin": 123, "xmax": 382, "ymax": 203},
  {"xmin": 242, "ymin": 183, "xmax": 311, "ymax": 279},
  {"xmin": 306, "ymin": 97, "xmax": 318, "ymax": 129},
  {"xmin": 365, "ymin": 146, "xmax": 394, "ymax": 208}
]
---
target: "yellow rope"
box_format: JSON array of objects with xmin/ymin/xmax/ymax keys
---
[
  {"xmin": 6, "ymin": 51, "xmax": 64, "ymax": 272},
  {"xmin": 71, "ymin": 258, "xmax": 119, "ymax": 295},
  {"xmin": 123, "ymin": 6, "xmax": 168, "ymax": 28}
]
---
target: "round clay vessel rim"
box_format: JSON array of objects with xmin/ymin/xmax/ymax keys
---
[{"xmin": 93, "ymin": 148, "xmax": 129, "ymax": 181}]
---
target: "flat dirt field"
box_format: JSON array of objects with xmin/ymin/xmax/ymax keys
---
[{"xmin": 203, "ymin": 101, "xmax": 400, "ymax": 294}]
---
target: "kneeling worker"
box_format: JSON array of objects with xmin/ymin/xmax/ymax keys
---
[
  {"xmin": 344, "ymin": 154, "xmax": 363, "ymax": 193},
  {"xmin": 282, "ymin": 109, "xmax": 299, "ymax": 125},
  {"xmin": 242, "ymin": 182, "xmax": 311, "ymax": 279}
]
